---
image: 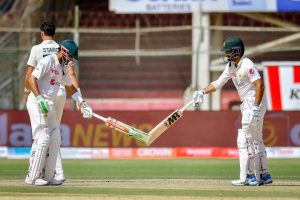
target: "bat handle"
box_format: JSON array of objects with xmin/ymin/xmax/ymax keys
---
[
  {"xmin": 180, "ymin": 100, "xmax": 194, "ymax": 112},
  {"xmin": 92, "ymin": 113, "xmax": 107, "ymax": 122}
]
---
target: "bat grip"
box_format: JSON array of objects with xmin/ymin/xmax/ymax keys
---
[
  {"xmin": 179, "ymin": 100, "xmax": 194, "ymax": 112},
  {"xmin": 92, "ymin": 113, "xmax": 107, "ymax": 122}
]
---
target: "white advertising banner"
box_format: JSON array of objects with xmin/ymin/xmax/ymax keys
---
[
  {"xmin": 111, "ymin": 0, "xmax": 277, "ymax": 13},
  {"xmin": 263, "ymin": 62, "xmax": 300, "ymax": 111}
]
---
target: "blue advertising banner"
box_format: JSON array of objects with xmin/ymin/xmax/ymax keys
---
[
  {"xmin": 277, "ymin": 0, "xmax": 300, "ymax": 11},
  {"xmin": 228, "ymin": 0, "xmax": 268, "ymax": 12}
]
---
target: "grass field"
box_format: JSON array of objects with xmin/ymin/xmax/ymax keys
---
[{"xmin": 0, "ymin": 158, "xmax": 300, "ymax": 199}]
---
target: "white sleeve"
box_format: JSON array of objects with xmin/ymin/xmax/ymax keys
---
[
  {"xmin": 211, "ymin": 65, "xmax": 231, "ymax": 90},
  {"xmin": 27, "ymin": 46, "xmax": 37, "ymax": 67},
  {"xmin": 31, "ymin": 60, "xmax": 49, "ymax": 80}
]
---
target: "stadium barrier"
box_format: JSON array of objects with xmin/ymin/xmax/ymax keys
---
[
  {"xmin": 2, "ymin": 146, "xmax": 300, "ymax": 159},
  {"xmin": 1, "ymin": 110, "xmax": 300, "ymax": 148}
]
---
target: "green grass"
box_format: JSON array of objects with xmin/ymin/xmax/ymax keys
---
[{"xmin": 0, "ymin": 158, "xmax": 300, "ymax": 199}]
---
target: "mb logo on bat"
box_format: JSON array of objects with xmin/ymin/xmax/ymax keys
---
[{"xmin": 165, "ymin": 111, "xmax": 181, "ymax": 127}]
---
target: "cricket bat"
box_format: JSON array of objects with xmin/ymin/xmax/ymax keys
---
[
  {"xmin": 92, "ymin": 113, "xmax": 150, "ymax": 144},
  {"xmin": 147, "ymin": 100, "xmax": 194, "ymax": 145}
]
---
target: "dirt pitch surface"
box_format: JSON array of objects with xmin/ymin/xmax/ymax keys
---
[{"xmin": 1, "ymin": 179, "xmax": 300, "ymax": 200}]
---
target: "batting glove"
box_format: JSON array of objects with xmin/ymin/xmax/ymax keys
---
[
  {"xmin": 193, "ymin": 90, "xmax": 205, "ymax": 107},
  {"xmin": 250, "ymin": 105, "xmax": 260, "ymax": 124},
  {"xmin": 36, "ymin": 95, "xmax": 48, "ymax": 114},
  {"xmin": 80, "ymin": 101, "xmax": 93, "ymax": 119}
]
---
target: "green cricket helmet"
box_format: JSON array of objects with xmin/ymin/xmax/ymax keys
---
[
  {"xmin": 60, "ymin": 39, "xmax": 79, "ymax": 61},
  {"xmin": 221, "ymin": 36, "xmax": 244, "ymax": 62}
]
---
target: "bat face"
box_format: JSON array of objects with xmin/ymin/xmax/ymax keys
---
[
  {"xmin": 106, "ymin": 117, "xmax": 150, "ymax": 144},
  {"xmin": 148, "ymin": 109, "xmax": 182, "ymax": 145}
]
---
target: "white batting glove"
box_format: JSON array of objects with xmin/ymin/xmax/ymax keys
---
[
  {"xmin": 193, "ymin": 90, "xmax": 205, "ymax": 107},
  {"xmin": 250, "ymin": 105, "xmax": 260, "ymax": 124},
  {"xmin": 36, "ymin": 95, "xmax": 49, "ymax": 114},
  {"xmin": 80, "ymin": 101, "xmax": 93, "ymax": 119}
]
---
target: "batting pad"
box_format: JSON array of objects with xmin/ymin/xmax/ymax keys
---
[
  {"xmin": 28, "ymin": 136, "xmax": 50, "ymax": 183},
  {"xmin": 44, "ymin": 128, "xmax": 61, "ymax": 181},
  {"xmin": 237, "ymin": 129, "xmax": 248, "ymax": 181}
]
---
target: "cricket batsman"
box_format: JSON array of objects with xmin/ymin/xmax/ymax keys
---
[
  {"xmin": 25, "ymin": 39, "xmax": 92, "ymax": 185},
  {"xmin": 193, "ymin": 36, "xmax": 272, "ymax": 186},
  {"xmin": 24, "ymin": 21, "xmax": 80, "ymax": 185}
]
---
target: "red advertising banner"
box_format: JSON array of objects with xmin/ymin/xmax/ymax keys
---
[{"xmin": 0, "ymin": 110, "xmax": 299, "ymax": 147}]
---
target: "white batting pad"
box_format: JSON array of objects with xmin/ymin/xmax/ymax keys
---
[
  {"xmin": 44, "ymin": 128, "xmax": 61, "ymax": 181},
  {"xmin": 28, "ymin": 134, "xmax": 50, "ymax": 183},
  {"xmin": 237, "ymin": 129, "xmax": 248, "ymax": 181}
]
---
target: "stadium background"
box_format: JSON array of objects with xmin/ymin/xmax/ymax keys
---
[{"xmin": 0, "ymin": 0, "xmax": 300, "ymax": 159}]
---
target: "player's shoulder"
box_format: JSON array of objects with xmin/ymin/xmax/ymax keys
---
[
  {"xmin": 39, "ymin": 53, "xmax": 55, "ymax": 64},
  {"xmin": 30, "ymin": 44, "xmax": 39, "ymax": 52},
  {"xmin": 240, "ymin": 57, "xmax": 255, "ymax": 68}
]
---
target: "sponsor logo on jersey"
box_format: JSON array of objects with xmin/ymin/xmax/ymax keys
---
[
  {"xmin": 249, "ymin": 68, "xmax": 255, "ymax": 75},
  {"xmin": 51, "ymin": 69, "xmax": 59, "ymax": 75},
  {"xmin": 50, "ymin": 79, "xmax": 56, "ymax": 85}
]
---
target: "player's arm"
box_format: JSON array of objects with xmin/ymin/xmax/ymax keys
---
[
  {"xmin": 193, "ymin": 66, "xmax": 230, "ymax": 105},
  {"xmin": 66, "ymin": 65, "xmax": 82, "ymax": 110},
  {"xmin": 252, "ymin": 78, "xmax": 264, "ymax": 106},
  {"xmin": 65, "ymin": 85, "xmax": 79, "ymax": 97},
  {"xmin": 29, "ymin": 61, "xmax": 51, "ymax": 114},
  {"xmin": 24, "ymin": 66, "xmax": 34, "ymax": 91},
  {"xmin": 200, "ymin": 84, "xmax": 217, "ymax": 94},
  {"xmin": 66, "ymin": 85, "xmax": 93, "ymax": 119},
  {"xmin": 29, "ymin": 74, "xmax": 49, "ymax": 114},
  {"xmin": 29, "ymin": 75, "xmax": 41, "ymax": 97},
  {"xmin": 24, "ymin": 46, "xmax": 37, "ymax": 101},
  {"xmin": 23, "ymin": 66, "xmax": 35, "ymax": 102},
  {"xmin": 67, "ymin": 65, "xmax": 80, "ymax": 91}
]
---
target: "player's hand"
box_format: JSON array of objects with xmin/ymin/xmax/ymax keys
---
[
  {"xmin": 250, "ymin": 105, "xmax": 260, "ymax": 124},
  {"xmin": 193, "ymin": 90, "xmax": 205, "ymax": 107},
  {"xmin": 36, "ymin": 95, "xmax": 49, "ymax": 114},
  {"xmin": 80, "ymin": 101, "xmax": 93, "ymax": 119}
]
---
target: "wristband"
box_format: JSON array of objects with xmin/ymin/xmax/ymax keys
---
[
  {"xmin": 77, "ymin": 88, "xmax": 82, "ymax": 96},
  {"xmin": 72, "ymin": 91, "xmax": 84, "ymax": 104}
]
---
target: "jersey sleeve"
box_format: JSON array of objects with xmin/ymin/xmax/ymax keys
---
[
  {"xmin": 211, "ymin": 65, "xmax": 231, "ymax": 90},
  {"xmin": 27, "ymin": 46, "xmax": 37, "ymax": 67},
  {"xmin": 245, "ymin": 59, "xmax": 261, "ymax": 82},
  {"xmin": 31, "ymin": 59, "xmax": 50, "ymax": 80}
]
